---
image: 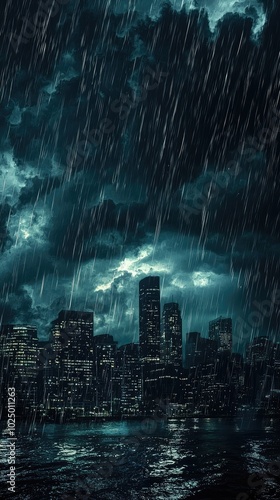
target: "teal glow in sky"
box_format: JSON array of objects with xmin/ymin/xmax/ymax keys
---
[{"xmin": 111, "ymin": 0, "xmax": 266, "ymax": 35}]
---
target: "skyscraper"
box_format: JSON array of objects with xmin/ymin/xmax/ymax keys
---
[
  {"xmin": 116, "ymin": 343, "xmax": 141, "ymax": 415},
  {"xmin": 162, "ymin": 302, "xmax": 182, "ymax": 366},
  {"xmin": 209, "ymin": 317, "xmax": 232, "ymax": 353},
  {"xmin": 93, "ymin": 333, "xmax": 117, "ymax": 414},
  {"xmin": 47, "ymin": 310, "xmax": 94, "ymax": 413},
  {"xmin": 139, "ymin": 276, "xmax": 161, "ymax": 363}
]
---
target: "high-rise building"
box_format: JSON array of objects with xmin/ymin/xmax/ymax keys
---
[
  {"xmin": 162, "ymin": 303, "xmax": 182, "ymax": 366},
  {"xmin": 116, "ymin": 343, "xmax": 141, "ymax": 415},
  {"xmin": 0, "ymin": 325, "xmax": 38, "ymax": 412},
  {"xmin": 209, "ymin": 317, "xmax": 232, "ymax": 353},
  {"xmin": 139, "ymin": 276, "xmax": 161, "ymax": 363},
  {"xmin": 93, "ymin": 334, "xmax": 117, "ymax": 414},
  {"xmin": 47, "ymin": 310, "xmax": 94, "ymax": 413}
]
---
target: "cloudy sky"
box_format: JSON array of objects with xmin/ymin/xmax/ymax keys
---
[{"xmin": 0, "ymin": 0, "xmax": 279, "ymax": 352}]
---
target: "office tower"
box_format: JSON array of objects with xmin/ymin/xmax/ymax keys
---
[
  {"xmin": 162, "ymin": 303, "xmax": 182, "ymax": 366},
  {"xmin": 93, "ymin": 334, "xmax": 117, "ymax": 369},
  {"xmin": 47, "ymin": 310, "xmax": 94, "ymax": 414},
  {"xmin": 209, "ymin": 317, "xmax": 232, "ymax": 353},
  {"xmin": 93, "ymin": 333, "xmax": 117, "ymax": 414},
  {"xmin": 139, "ymin": 276, "xmax": 161, "ymax": 363},
  {"xmin": 116, "ymin": 343, "xmax": 141, "ymax": 415},
  {"xmin": 0, "ymin": 325, "xmax": 38, "ymax": 412}
]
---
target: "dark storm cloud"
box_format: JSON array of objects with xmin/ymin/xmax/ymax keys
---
[
  {"xmin": 18, "ymin": 176, "xmax": 62, "ymax": 206},
  {"xmin": 0, "ymin": 287, "xmax": 33, "ymax": 325},
  {"xmin": 0, "ymin": 0, "xmax": 279, "ymax": 348},
  {"xmin": 0, "ymin": 203, "xmax": 13, "ymax": 252},
  {"xmin": 49, "ymin": 198, "xmax": 147, "ymax": 260}
]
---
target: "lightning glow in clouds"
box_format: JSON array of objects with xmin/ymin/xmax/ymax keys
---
[
  {"xmin": 192, "ymin": 271, "xmax": 213, "ymax": 287},
  {"xmin": 95, "ymin": 245, "xmax": 171, "ymax": 292},
  {"xmin": 194, "ymin": 0, "xmax": 266, "ymax": 34},
  {"xmin": 111, "ymin": 0, "xmax": 266, "ymax": 35}
]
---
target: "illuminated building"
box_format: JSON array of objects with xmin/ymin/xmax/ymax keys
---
[
  {"xmin": 47, "ymin": 310, "xmax": 94, "ymax": 414},
  {"xmin": 116, "ymin": 343, "xmax": 141, "ymax": 415},
  {"xmin": 209, "ymin": 317, "xmax": 232, "ymax": 353},
  {"xmin": 162, "ymin": 302, "xmax": 182, "ymax": 366},
  {"xmin": 93, "ymin": 334, "xmax": 117, "ymax": 414},
  {"xmin": 139, "ymin": 276, "xmax": 161, "ymax": 363},
  {"xmin": 0, "ymin": 325, "xmax": 38, "ymax": 412}
]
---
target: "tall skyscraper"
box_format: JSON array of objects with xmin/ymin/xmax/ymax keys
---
[
  {"xmin": 162, "ymin": 302, "xmax": 182, "ymax": 366},
  {"xmin": 116, "ymin": 343, "xmax": 141, "ymax": 415},
  {"xmin": 139, "ymin": 276, "xmax": 161, "ymax": 363},
  {"xmin": 47, "ymin": 310, "xmax": 94, "ymax": 413},
  {"xmin": 209, "ymin": 317, "xmax": 232, "ymax": 353}
]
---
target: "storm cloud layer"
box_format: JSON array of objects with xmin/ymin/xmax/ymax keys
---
[{"xmin": 0, "ymin": 0, "xmax": 279, "ymax": 350}]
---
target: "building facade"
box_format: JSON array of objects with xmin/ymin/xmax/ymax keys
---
[
  {"xmin": 0, "ymin": 325, "xmax": 38, "ymax": 413},
  {"xmin": 209, "ymin": 317, "xmax": 232, "ymax": 353},
  {"xmin": 139, "ymin": 276, "xmax": 161, "ymax": 363},
  {"xmin": 162, "ymin": 302, "xmax": 182, "ymax": 366}
]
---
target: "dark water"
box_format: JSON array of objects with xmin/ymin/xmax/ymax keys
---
[{"xmin": 1, "ymin": 418, "xmax": 280, "ymax": 499}]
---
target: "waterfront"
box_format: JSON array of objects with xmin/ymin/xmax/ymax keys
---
[{"xmin": 0, "ymin": 418, "xmax": 280, "ymax": 499}]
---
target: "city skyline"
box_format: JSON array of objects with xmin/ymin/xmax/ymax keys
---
[
  {"xmin": 0, "ymin": 275, "xmax": 277, "ymax": 356},
  {"xmin": 1, "ymin": 302, "xmax": 280, "ymax": 420},
  {"xmin": 0, "ymin": 274, "xmax": 277, "ymax": 360}
]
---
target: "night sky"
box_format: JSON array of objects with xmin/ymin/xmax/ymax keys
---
[{"xmin": 0, "ymin": 0, "xmax": 279, "ymax": 352}]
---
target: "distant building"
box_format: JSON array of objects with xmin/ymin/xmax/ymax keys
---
[
  {"xmin": 209, "ymin": 317, "xmax": 232, "ymax": 353},
  {"xmin": 139, "ymin": 276, "xmax": 161, "ymax": 363},
  {"xmin": 162, "ymin": 303, "xmax": 182, "ymax": 366}
]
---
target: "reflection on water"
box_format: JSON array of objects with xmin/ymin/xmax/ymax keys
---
[{"xmin": 0, "ymin": 418, "xmax": 280, "ymax": 499}]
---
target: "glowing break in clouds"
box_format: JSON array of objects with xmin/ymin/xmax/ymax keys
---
[
  {"xmin": 111, "ymin": 0, "xmax": 266, "ymax": 35},
  {"xmin": 194, "ymin": 0, "xmax": 266, "ymax": 34},
  {"xmin": 94, "ymin": 245, "xmax": 171, "ymax": 292}
]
